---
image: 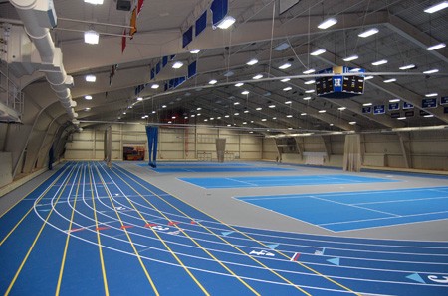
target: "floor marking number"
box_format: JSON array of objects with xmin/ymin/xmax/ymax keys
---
[{"xmin": 428, "ymin": 275, "xmax": 448, "ymax": 284}]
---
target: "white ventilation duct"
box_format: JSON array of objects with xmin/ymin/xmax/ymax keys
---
[{"xmin": 10, "ymin": 0, "xmax": 78, "ymax": 123}]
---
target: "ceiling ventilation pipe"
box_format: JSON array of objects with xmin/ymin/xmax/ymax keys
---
[{"xmin": 9, "ymin": 0, "xmax": 79, "ymax": 123}]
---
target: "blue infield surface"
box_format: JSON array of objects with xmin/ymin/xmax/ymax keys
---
[
  {"xmin": 138, "ymin": 162, "xmax": 296, "ymax": 173},
  {"xmin": 1, "ymin": 162, "xmax": 448, "ymax": 295},
  {"xmin": 236, "ymin": 186, "xmax": 448, "ymax": 232},
  {"xmin": 180, "ymin": 174, "xmax": 398, "ymax": 188}
]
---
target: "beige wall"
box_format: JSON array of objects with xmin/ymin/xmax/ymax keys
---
[
  {"xmin": 64, "ymin": 125, "xmax": 448, "ymax": 170},
  {"xmin": 65, "ymin": 124, "xmax": 263, "ymax": 161},
  {"xmin": 262, "ymin": 131, "xmax": 448, "ymax": 171}
]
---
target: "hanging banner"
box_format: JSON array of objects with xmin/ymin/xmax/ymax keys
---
[
  {"xmin": 388, "ymin": 102, "xmax": 400, "ymax": 111},
  {"xmin": 373, "ymin": 105, "xmax": 385, "ymax": 115},
  {"xmin": 403, "ymin": 102, "xmax": 414, "ymax": 109}
]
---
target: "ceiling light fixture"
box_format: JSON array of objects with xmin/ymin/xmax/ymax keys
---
[
  {"xmin": 190, "ymin": 49, "xmax": 200, "ymax": 54},
  {"xmin": 337, "ymin": 107, "xmax": 346, "ymax": 110},
  {"xmin": 358, "ymin": 28, "xmax": 379, "ymax": 38},
  {"xmin": 423, "ymin": 68, "xmax": 439, "ymax": 74},
  {"xmin": 303, "ymin": 69, "xmax": 316, "ymax": 74},
  {"xmin": 301, "ymin": 113, "xmax": 307, "ymax": 116},
  {"xmin": 343, "ymin": 55, "xmax": 358, "ymax": 61},
  {"xmin": 425, "ymin": 93, "xmax": 438, "ymax": 97},
  {"xmin": 137, "ymin": 97, "xmax": 143, "ymax": 101},
  {"xmin": 304, "ymin": 80, "xmax": 315, "ymax": 84},
  {"xmin": 372, "ymin": 59, "xmax": 388, "ymax": 65},
  {"xmin": 364, "ymin": 75, "xmax": 374, "ymax": 80},
  {"xmin": 281, "ymin": 78, "xmax": 291, "ymax": 82},
  {"xmin": 247, "ymin": 58, "xmax": 258, "ymax": 65},
  {"xmin": 279, "ymin": 62, "xmax": 291, "ymax": 69},
  {"xmin": 305, "ymin": 89, "xmax": 315, "ymax": 93},
  {"xmin": 253, "ymin": 74, "xmax": 263, "ymax": 79},
  {"xmin": 84, "ymin": 30, "xmax": 99, "ymax": 44},
  {"xmin": 303, "ymin": 96, "xmax": 312, "ymax": 100},
  {"xmin": 427, "ymin": 43, "xmax": 446, "ymax": 50},
  {"xmin": 318, "ymin": 110, "xmax": 326, "ymax": 113},
  {"xmin": 285, "ymin": 101, "xmax": 292, "ymax": 104},
  {"xmin": 85, "ymin": 74, "xmax": 96, "ymax": 82},
  {"xmin": 362, "ymin": 103, "xmax": 372, "ymax": 106},
  {"xmin": 217, "ymin": 16, "xmax": 236, "ymax": 29},
  {"xmin": 241, "ymin": 90, "xmax": 249, "ymax": 95},
  {"xmin": 172, "ymin": 61, "xmax": 184, "ymax": 68},
  {"xmin": 424, "ymin": 1, "xmax": 448, "ymax": 13},
  {"xmin": 84, "ymin": 95, "xmax": 92, "ymax": 100},
  {"xmin": 209, "ymin": 79, "xmax": 218, "ymax": 84},
  {"xmin": 151, "ymin": 84, "xmax": 159, "ymax": 89},
  {"xmin": 261, "ymin": 118, "xmax": 267, "ymax": 122},
  {"xmin": 275, "ymin": 42, "xmax": 290, "ymax": 51},
  {"xmin": 310, "ymin": 48, "xmax": 326, "ymax": 56},
  {"xmin": 383, "ymin": 78, "xmax": 396, "ymax": 83},
  {"xmin": 399, "ymin": 64, "xmax": 416, "ymax": 70},
  {"xmin": 235, "ymin": 82, "xmax": 244, "ymax": 87},
  {"xmin": 397, "ymin": 117, "xmax": 406, "ymax": 120},
  {"xmin": 85, "ymin": 0, "xmax": 104, "ymax": 4},
  {"xmin": 256, "ymin": 107, "xmax": 262, "ymax": 111},
  {"xmin": 269, "ymin": 105, "xmax": 276, "ymax": 108},
  {"xmin": 389, "ymin": 99, "xmax": 400, "ymax": 102},
  {"xmin": 349, "ymin": 121, "xmax": 356, "ymax": 125},
  {"xmin": 318, "ymin": 18, "xmax": 337, "ymax": 29},
  {"xmin": 283, "ymin": 86, "xmax": 292, "ymax": 91},
  {"xmin": 85, "ymin": 107, "xmax": 91, "ymax": 111},
  {"xmin": 424, "ymin": 114, "xmax": 435, "ymax": 118},
  {"xmin": 286, "ymin": 115, "xmax": 293, "ymax": 118}
]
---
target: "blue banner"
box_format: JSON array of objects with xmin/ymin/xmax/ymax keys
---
[
  {"xmin": 188, "ymin": 61, "xmax": 197, "ymax": 78},
  {"xmin": 388, "ymin": 102, "xmax": 399, "ymax": 111},
  {"xmin": 373, "ymin": 105, "xmax": 385, "ymax": 115},
  {"xmin": 362, "ymin": 106, "xmax": 371, "ymax": 114},
  {"xmin": 182, "ymin": 26, "xmax": 193, "ymax": 48},
  {"xmin": 196, "ymin": 11, "xmax": 207, "ymax": 37},
  {"xmin": 211, "ymin": 0, "xmax": 228, "ymax": 28},
  {"xmin": 422, "ymin": 98, "xmax": 437, "ymax": 108},
  {"xmin": 441, "ymin": 96, "xmax": 448, "ymax": 105},
  {"xmin": 403, "ymin": 102, "xmax": 413, "ymax": 109}
]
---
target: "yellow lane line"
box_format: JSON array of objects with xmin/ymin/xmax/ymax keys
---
[
  {"xmin": 55, "ymin": 163, "xmax": 84, "ymax": 295},
  {"xmin": 117, "ymin": 164, "xmax": 360, "ymax": 295},
  {"xmin": 4, "ymin": 163, "xmax": 79, "ymax": 296},
  {"xmin": 103, "ymin": 163, "xmax": 261, "ymax": 296},
  {"xmin": 92, "ymin": 163, "xmax": 160, "ymax": 296},
  {"xmin": 0, "ymin": 164, "xmax": 72, "ymax": 247},
  {"xmin": 88, "ymin": 162, "xmax": 110, "ymax": 296}
]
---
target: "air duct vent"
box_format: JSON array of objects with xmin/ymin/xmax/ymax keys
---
[{"xmin": 116, "ymin": 0, "xmax": 131, "ymax": 11}]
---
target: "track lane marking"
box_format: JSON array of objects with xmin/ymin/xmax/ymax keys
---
[
  {"xmin": 116, "ymin": 164, "xmax": 362, "ymax": 295},
  {"xmin": 88, "ymin": 162, "xmax": 110, "ymax": 296},
  {"xmin": 4, "ymin": 163, "xmax": 79, "ymax": 295},
  {"xmin": 93, "ymin": 163, "xmax": 161, "ymax": 296},
  {"xmin": 0, "ymin": 164, "xmax": 72, "ymax": 246},
  {"xmin": 98, "ymin": 163, "xmax": 260, "ymax": 295},
  {"xmin": 55, "ymin": 163, "xmax": 84, "ymax": 295},
  {"xmin": 113, "ymin": 164, "xmax": 314, "ymax": 295}
]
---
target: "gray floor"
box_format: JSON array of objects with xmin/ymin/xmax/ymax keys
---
[{"xmin": 2, "ymin": 161, "xmax": 448, "ymax": 242}]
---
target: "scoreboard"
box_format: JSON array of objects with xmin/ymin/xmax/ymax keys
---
[{"xmin": 315, "ymin": 66, "xmax": 365, "ymax": 98}]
